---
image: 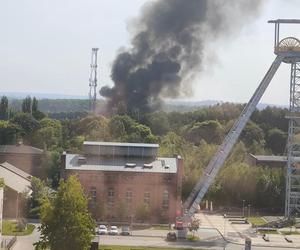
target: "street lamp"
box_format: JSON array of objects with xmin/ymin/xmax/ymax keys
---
[
  {"xmin": 224, "ymin": 214, "xmax": 226, "ymax": 236},
  {"xmin": 16, "ymin": 192, "xmax": 19, "ymax": 220},
  {"xmin": 248, "ymin": 204, "xmax": 251, "ymax": 218},
  {"xmin": 242, "ymin": 200, "xmax": 245, "ymax": 217}
]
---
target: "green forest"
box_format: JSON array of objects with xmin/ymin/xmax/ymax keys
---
[{"xmin": 0, "ymin": 96, "xmax": 290, "ymax": 213}]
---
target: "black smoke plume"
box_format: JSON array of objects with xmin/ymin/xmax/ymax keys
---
[{"xmin": 100, "ymin": 0, "xmax": 264, "ymax": 114}]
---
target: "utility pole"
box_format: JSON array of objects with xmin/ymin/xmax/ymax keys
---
[{"xmin": 89, "ymin": 48, "xmax": 99, "ymax": 114}]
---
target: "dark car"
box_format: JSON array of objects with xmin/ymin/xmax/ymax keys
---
[
  {"xmin": 167, "ymin": 232, "xmax": 177, "ymax": 241},
  {"xmin": 120, "ymin": 226, "xmax": 131, "ymax": 236}
]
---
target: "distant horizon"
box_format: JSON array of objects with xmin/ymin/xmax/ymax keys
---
[
  {"xmin": 0, "ymin": 91, "xmax": 288, "ymax": 110},
  {"xmin": 1, "ymin": 1, "xmax": 299, "ymax": 107}
]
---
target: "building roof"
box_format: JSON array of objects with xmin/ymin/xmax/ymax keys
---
[
  {"xmin": 250, "ymin": 154, "xmax": 300, "ymax": 162},
  {"xmin": 83, "ymin": 141, "xmax": 159, "ymax": 158},
  {"xmin": 65, "ymin": 154, "xmax": 178, "ymax": 174},
  {"xmin": 0, "ymin": 162, "xmax": 32, "ymax": 194},
  {"xmin": 1, "ymin": 162, "xmax": 32, "ymax": 180},
  {"xmin": 83, "ymin": 141, "xmax": 159, "ymax": 148},
  {"xmin": 0, "ymin": 144, "xmax": 43, "ymax": 155}
]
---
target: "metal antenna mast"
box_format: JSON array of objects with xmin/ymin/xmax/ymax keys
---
[{"xmin": 89, "ymin": 48, "xmax": 99, "ymax": 113}]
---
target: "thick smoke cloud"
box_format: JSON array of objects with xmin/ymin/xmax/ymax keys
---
[{"xmin": 100, "ymin": 0, "xmax": 264, "ymax": 114}]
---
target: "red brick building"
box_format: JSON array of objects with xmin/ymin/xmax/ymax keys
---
[
  {"xmin": 0, "ymin": 144, "xmax": 44, "ymax": 178},
  {"xmin": 62, "ymin": 141, "xmax": 184, "ymax": 223}
]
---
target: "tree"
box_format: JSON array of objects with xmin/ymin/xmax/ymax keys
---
[
  {"xmin": 47, "ymin": 151, "xmax": 61, "ymax": 188},
  {"xmin": 34, "ymin": 118, "xmax": 62, "ymax": 149},
  {"xmin": 22, "ymin": 96, "xmax": 32, "ymax": 113},
  {"xmin": 11, "ymin": 112, "xmax": 39, "ymax": 138},
  {"xmin": 0, "ymin": 120, "xmax": 20, "ymax": 144},
  {"xmin": 241, "ymin": 121, "xmax": 265, "ymax": 148},
  {"xmin": 76, "ymin": 115, "xmax": 110, "ymax": 141},
  {"xmin": 29, "ymin": 177, "xmax": 52, "ymax": 218},
  {"xmin": 145, "ymin": 111, "xmax": 170, "ymax": 135},
  {"xmin": 135, "ymin": 203, "xmax": 150, "ymax": 222},
  {"xmin": 183, "ymin": 120, "xmax": 224, "ymax": 145},
  {"xmin": 108, "ymin": 115, "xmax": 157, "ymax": 143},
  {"xmin": 36, "ymin": 175, "xmax": 95, "ymax": 250},
  {"xmin": 0, "ymin": 96, "xmax": 8, "ymax": 120},
  {"xmin": 32, "ymin": 97, "xmax": 38, "ymax": 112},
  {"xmin": 266, "ymin": 128, "xmax": 287, "ymax": 155}
]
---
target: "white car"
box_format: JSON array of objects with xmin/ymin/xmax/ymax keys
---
[
  {"xmin": 98, "ymin": 225, "xmax": 108, "ymax": 235},
  {"xmin": 108, "ymin": 225, "xmax": 118, "ymax": 235}
]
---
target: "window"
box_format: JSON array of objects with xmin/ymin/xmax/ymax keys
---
[
  {"xmin": 144, "ymin": 191, "xmax": 150, "ymax": 205},
  {"xmin": 163, "ymin": 174, "xmax": 172, "ymax": 182},
  {"xmin": 162, "ymin": 190, "xmax": 169, "ymax": 209},
  {"xmin": 106, "ymin": 174, "xmax": 118, "ymax": 182},
  {"xmin": 90, "ymin": 187, "xmax": 97, "ymax": 203},
  {"xmin": 126, "ymin": 190, "xmax": 133, "ymax": 203},
  {"xmin": 108, "ymin": 188, "xmax": 115, "ymax": 205}
]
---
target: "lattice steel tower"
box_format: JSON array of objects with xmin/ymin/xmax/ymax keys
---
[
  {"xmin": 181, "ymin": 20, "xmax": 300, "ymax": 231},
  {"xmin": 268, "ymin": 20, "xmax": 300, "ymax": 217},
  {"xmin": 89, "ymin": 48, "xmax": 99, "ymax": 113}
]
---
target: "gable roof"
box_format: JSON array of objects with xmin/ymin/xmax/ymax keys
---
[
  {"xmin": 0, "ymin": 144, "xmax": 43, "ymax": 155},
  {"xmin": 0, "ymin": 162, "xmax": 32, "ymax": 181},
  {"xmin": 0, "ymin": 162, "xmax": 32, "ymax": 194}
]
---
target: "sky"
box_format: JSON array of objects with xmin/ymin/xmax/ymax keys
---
[{"xmin": 0, "ymin": 0, "xmax": 300, "ymax": 105}]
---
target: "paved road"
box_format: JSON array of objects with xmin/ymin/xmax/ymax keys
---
[
  {"xmin": 12, "ymin": 224, "xmax": 40, "ymax": 250},
  {"xmin": 10, "ymin": 219, "xmax": 300, "ymax": 250},
  {"xmin": 196, "ymin": 212, "xmax": 300, "ymax": 248},
  {"xmin": 99, "ymin": 234, "xmax": 298, "ymax": 250}
]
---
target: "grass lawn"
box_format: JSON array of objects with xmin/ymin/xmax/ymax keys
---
[
  {"xmin": 186, "ymin": 234, "xmax": 200, "ymax": 241},
  {"xmin": 99, "ymin": 246, "xmax": 201, "ymax": 250},
  {"xmin": 257, "ymin": 230, "xmax": 278, "ymax": 234},
  {"xmin": 2, "ymin": 220, "xmax": 35, "ymax": 236},
  {"xmin": 281, "ymin": 231, "xmax": 300, "ymax": 235},
  {"xmin": 151, "ymin": 225, "xmax": 170, "ymax": 230},
  {"xmin": 247, "ymin": 217, "xmax": 267, "ymax": 226}
]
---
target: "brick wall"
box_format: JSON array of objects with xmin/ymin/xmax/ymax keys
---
[
  {"xmin": 0, "ymin": 153, "xmax": 43, "ymax": 178},
  {"xmin": 66, "ymin": 164, "xmax": 183, "ymax": 223}
]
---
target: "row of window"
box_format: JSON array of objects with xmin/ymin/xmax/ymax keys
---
[{"xmin": 89, "ymin": 187, "xmax": 169, "ymax": 208}]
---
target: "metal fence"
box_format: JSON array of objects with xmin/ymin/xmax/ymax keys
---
[{"xmin": 1, "ymin": 236, "xmax": 17, "ymax": 250}]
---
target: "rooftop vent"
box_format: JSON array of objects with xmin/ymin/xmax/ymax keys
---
[
  {"xmin": 164, "ymin": 165, "xmax": 170, "ymax": 169},
  {"xmin": 78, "ymin": 156, "xmax": 87, "ymax": 165},
  {"xmin": 125, "ymin": 163, "xmax": 136, "ymax": 168},
  {"xmin": 143, "ymin": 163, "xmax": 153, "ymax": 169}
]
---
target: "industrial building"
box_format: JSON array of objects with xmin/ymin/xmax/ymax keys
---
[
  {"xmin": 247, "ymin": 154, "xmax": 300, "ymax": 168},
  {"xmin": 61, "ymin": 141, "xmax": 184, "ymax": 223}
]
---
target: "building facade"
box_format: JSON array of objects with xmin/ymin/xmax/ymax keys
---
[
  {"xmin": 62, "ymin": 141, "xmax": 184, "ymax": 223},
  {"xmin": 0, "ymin": 162, "xmax": 32, "ymax": 218},
  {"xmin": 247, "ymin": 153, "xmax": 300, "ymax": 168},
  {"xmin": 0, "ymin": 144, "xmax": 44, "ymax": 178}
]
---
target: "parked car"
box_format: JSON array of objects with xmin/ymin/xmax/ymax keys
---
[
  {"xmin": 120, "ymin": 225, "xmax": 131, "ymax": 236},
  {"xmin": 98, "ymin": 225, "xmax": 108, "ymax": 235},
  {"xmin": 108, "ymin": 225, "xmax": 118, "ymax": 235},
  {"xmin": 167, "ymin": 231, "xmax": 177, "ymax": 241}
]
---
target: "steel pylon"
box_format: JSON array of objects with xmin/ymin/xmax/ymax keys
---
[{"xmin": 285, "ymin": 61, "xmax": 300, "ymax": 217}]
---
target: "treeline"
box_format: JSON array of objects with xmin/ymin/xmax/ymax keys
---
[
  {"xmin": 0, "ymin": 95, "xmax": 290, "ymax": 211},
  {"xmin": 8, "ymin": 98, "xmax": 105, "ymax": 113}
]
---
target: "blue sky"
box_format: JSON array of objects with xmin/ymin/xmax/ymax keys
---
[{"xmin": 0, "ymin": 0, "xmax": 299, "ymax": 105}]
